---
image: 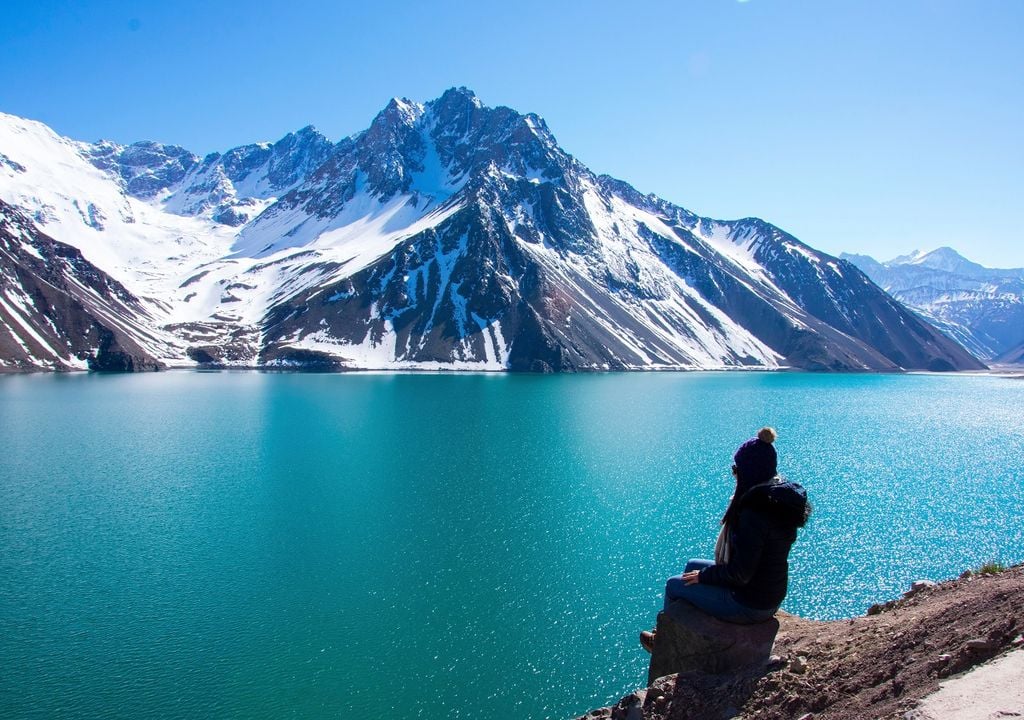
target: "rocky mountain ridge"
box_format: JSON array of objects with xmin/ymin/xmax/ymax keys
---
[
  {"xmin": 0, "ymin": 200, "xmax": 167, "ymax": 370},
  {"xmin": 0, "ymin": 90, "xmax": 984, "ymax": 372},
  {"xmin": 842, "ymin": 248, "xmax": 1023, "ymax": 361}
]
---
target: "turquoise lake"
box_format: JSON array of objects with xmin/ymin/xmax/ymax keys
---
[{"xmin": 1, "ymin": 371, "xmax": 1022, "ymax": 719}]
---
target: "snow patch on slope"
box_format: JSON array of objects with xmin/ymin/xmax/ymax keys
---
[
  {"xmin": 0, "ymin": 112, "xmax": 236, "ymax": 309},
  {"xmin": 542, "ymin": 182, "xmax": 783, "ymax": 368},
  {"xmin": 282, "ymin": 322, "xmax": 507, "ymax": 371}
]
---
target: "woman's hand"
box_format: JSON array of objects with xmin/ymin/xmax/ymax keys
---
[{"xmin": 682, "ymin": 570, "xmax": 700, "ymax": 586}]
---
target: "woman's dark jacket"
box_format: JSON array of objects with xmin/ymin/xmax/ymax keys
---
[{"xmin": 697, "ymin": 485, "xmax": 798, "ymax": 610}]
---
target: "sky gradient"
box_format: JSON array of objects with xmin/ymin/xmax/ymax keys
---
[{"xmin": 2, "ymin": 0, "xmax": 1022, "ymax": 266}]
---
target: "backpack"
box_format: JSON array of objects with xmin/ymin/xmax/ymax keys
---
[{"xmin": 741, "ymin": 477, "xmax": 812, "ymax": 528}]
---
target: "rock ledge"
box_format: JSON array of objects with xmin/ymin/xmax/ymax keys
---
[{"xmin": 576, "ymin": 564, "xmax": 1024, "ymax": 720}]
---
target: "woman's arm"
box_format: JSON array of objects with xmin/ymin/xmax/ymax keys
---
[{"xmin": 695, "ymin": 509, "xmax": 767, "ymax": 588}]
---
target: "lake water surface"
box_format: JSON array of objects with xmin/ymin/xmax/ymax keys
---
[{"xmin": 1, "ymin": 371, "xmax": 1021, "ymax": 719}]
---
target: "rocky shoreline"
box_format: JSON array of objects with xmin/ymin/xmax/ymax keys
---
[{"xmin": 577, "ymin": 564, "xmax": 1024, "ymax": 720}]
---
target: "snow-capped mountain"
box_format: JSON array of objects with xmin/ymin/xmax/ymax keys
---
[
  {"xmin": 99, "ymin": 125, "xmax": 334, "ymax": 227},
  {"xmin": 842, "ymin": 248, "xmax": 1023, "ymax": 361},
  {"xmin": 0, "ymin": 89, "xmax": 984, "ymax": 372},
  {"xmin": 0, "ymin": 200, "xmax": 169, "ymax": 370}
]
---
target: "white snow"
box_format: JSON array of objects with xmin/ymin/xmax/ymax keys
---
[
  {"xmin": 411, "ymin": 126, "xmax": 468, "ymax": 200},
  {"xmin": 467, "ymin": 315, "xmax": 509, "ymax": 368},
  {"xmin": 286, "ymin": 324, "xmax": 399, "ymax": 368},
  {"xmin": 0, "ymin": 290, "xmax": 69, "ymax": 365},
  {"xmin": 528, "ymin": 180, "xmax": 785, "ymax": 369},
  {"xmin": 0, "ymin": 109, "xmax": 831, "ymax": 373},
  {"xmin": 0, "ymin": 112, "xmax": 237, "ymax": 308},
  {"xmin": 0, "ymin": 111, "xmax": 468, "ymax": 368},
  {"xmin": 283, "ymin": 321, "xmax": 507, "ymax": 371},
  {"xmin": 782, "ymin": 240, "xmax": 818, "ymax": 263},
  {"xmin": 19, "ymin": 242, "xmax": 43, "ymax": 260},
  {"xmin": 696, "ymin": 221, "xmax": 765, "ymax": 275}
]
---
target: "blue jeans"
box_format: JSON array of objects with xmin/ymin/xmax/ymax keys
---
[{"xmin": 663, "ymin": 559, "xmax": 778, "ymax": 625}]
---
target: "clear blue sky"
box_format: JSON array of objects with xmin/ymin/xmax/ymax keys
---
[{"xmin": 2, "ymin": 0, "xmax": 1022, "ymax": 266}]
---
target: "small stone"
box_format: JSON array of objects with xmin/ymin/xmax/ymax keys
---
[
  {"xmin": 867, "ymin": 600, "xmax": 896, "ymax": 615},
  {"xmin": 904, "ymin": 580, "xmax": 937, "ymax": 597},
  {"xmin": 965, "ymin": 638, "xmax": 995, "ymax": 651},
  {"xmin": 791, "ymin": 655, "xmax": 809, "ymax": 674},
  {"xmin": 1012, "ymin": 635, "xmax": 1024, "ymax": 647},
  {"xmin": 767, "ymin": 654, "xmax": 787, "ymax": 671},
  {"xmin": 797, "ymin": 714, "xmax": 814, "ymax": 720},
  {"xmin": 620, "ymin": 693, "xmax": 645, "ymax": 720}
]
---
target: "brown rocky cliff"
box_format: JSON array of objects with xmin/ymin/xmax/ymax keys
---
[
  {"xmin": 577, "ymin": 564, "xmax": 1024, "ymax": 720},
  {"xmin": 0, "ymin": 200, "xmax": 164, "ymax": 372}
]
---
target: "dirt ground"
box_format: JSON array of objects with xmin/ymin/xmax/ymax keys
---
[
  {"xmin": 580, "ymin": 564, "xmax": 1024, "ymax": 720},
  {"xmin": 744, "ymin": 564, "xmax": 1023, "ymax": 719}
]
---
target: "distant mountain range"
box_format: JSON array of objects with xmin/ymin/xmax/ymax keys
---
[
  {"xmin": 842, "ymin": 248, "xmax": 1023, "ymax": 362},
  {"xmin": 0, "ymin": 88, "xmax": 983, "ymax": 372}
]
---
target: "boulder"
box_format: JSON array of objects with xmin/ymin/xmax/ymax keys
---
[
  {"xmin": 648, "ymin": 600, "xmax": 780, "ymax": 684},
  {"xmin": 904, "ymin": 579, "xmax": 937, "ymax": 598},
  {"xmin": 597, "ymin": 671, "xmax": 762, "ymax": 720}
]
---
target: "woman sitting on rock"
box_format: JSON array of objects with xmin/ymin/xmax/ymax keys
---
[{"xmin": 641, "ymin": 427, "xmax": 809, "ymax": 650}]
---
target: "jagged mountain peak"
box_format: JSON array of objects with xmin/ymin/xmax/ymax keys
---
[
  {"xmin": 430, "ymin": 86, "xmax": 483, "ymax": 113},
  {"xmin": 416, "ymin": 89, "xmax": 559, "ymax": 156},
  {"xmin": 369, "ymin": 97, "xmax": 426, "ymax": 133},
  {"xmin": 293, "ymin": 123, "xmax": 324, "ymax": 138},
  {"xmin": 887, "ymin": 246, "xmax": 982, "ymax": 273},
  {"xmin": 921, "ymin": 246, "xmax": 963, "ymax": 260},
  {"xmin": 0, "ymin": 102, "xmax": 988, "ymax": 373},
  {"xmin": 901, "ymin": 246, "xmax": 986, "ymax": 275},
  {"xmin": 880, "ymin": 246, "xmax": 1021, "ymax": 276},
  {"xmin": 258, "ymin": 89, "xmax": 575, "ymax": 231},
  {"xmin": 844, "ymin": 247, "xmax": 1023, "ymax": 360},
  {"xmin": 109, "ymin": 141, "xmax": 200, "ymax": 198}
]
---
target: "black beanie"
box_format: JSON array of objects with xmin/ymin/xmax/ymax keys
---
[{"xmin": 733, "ymin": 435, "xmax": 778, "ymax": 487}]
